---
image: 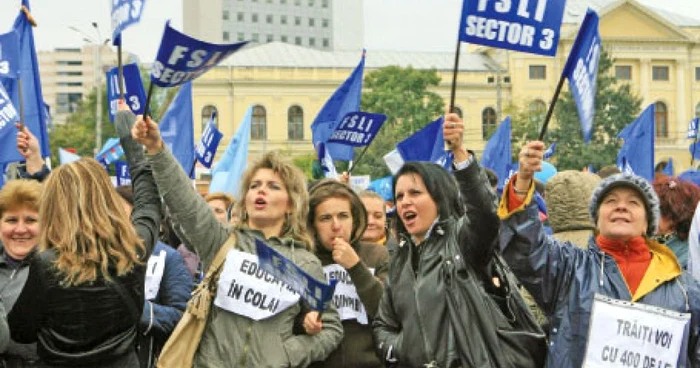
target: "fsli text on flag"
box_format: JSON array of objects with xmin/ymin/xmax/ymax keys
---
[
  {"xmin": 458, "ymin": 0, "xmax": 568, "ymax": 56},
  {"xmin": 111, "ymin": 0, "xmax": 146, "ymax": 46},
  {"xmin": 106, "ymin": 63, "xmax": 146, "ymax": 122}
]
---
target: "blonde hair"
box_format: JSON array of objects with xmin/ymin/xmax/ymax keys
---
[
  {"xmin": 236, "ymin": 151, "xmax": 313, "ymax": 250},
  {"xmin": 40, "ymin": 159, "xmax": 144, "ymax": 286},
  {"xmin": 0, "ymin": 179, "xmax": 42, "ymax": 217},
  {"xmin": 205, "ymin": 192, "xmax": 235, "ymax": 208}
]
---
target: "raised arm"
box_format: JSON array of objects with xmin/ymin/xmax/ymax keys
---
[{"xmin": 131, "ymin": 114, "xmax": 229, "ymax": 268}]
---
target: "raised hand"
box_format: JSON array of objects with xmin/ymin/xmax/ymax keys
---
[{"xmin": 132, "ymin": 115, "xmax": 163, "ymax": 154}]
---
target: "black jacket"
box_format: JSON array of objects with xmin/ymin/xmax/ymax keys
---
[
  {"xmin": 372, "ymin": 163, "xmax": 499, "ymax": 367},
  {"xmin": 8, "ymin": 160, "xmax": 161, "ymax": 367}
]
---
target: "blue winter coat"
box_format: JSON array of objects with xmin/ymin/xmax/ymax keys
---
[{"xmin": 499, "ymin": 193, "xmax": 700, "ymax": 368}]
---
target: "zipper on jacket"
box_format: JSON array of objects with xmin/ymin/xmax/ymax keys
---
[{"xmin": 413, "ymin": 241, "xmax": 437, "ymax": 364}]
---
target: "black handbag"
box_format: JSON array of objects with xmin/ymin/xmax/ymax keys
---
[{"xmin": 442, "ymin": 224, "xmax": 547, "ymax": 368}]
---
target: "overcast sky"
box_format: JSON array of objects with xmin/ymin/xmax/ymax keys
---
[{"xmin": 0, "ymin": 0, "xmax": 698, "ymax": 62}]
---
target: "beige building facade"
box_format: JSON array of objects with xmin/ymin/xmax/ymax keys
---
[{"xmin": 191, "ymin": 0, "xmax": 700, "ymax": 174}]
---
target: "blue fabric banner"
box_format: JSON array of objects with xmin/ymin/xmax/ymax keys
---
[
  {"xmin": 151, "ymin": 21, "xmax": 248, "ymax": 87},
  {"xmin": 617, "ymin": 104, "xmax": 655, "ymax": 181},
  {"xmin": 111, "ymin": 0, "xmax": 146, "ymax": 46},
  {"xmin": 195, "ymin": 113, "xmax": 223, "ymax": 168},
  {"xmin": 58, "ymin": 148, "xmax": 81, "ymax": 165},
  {"xmin": 0, "ymin": 83, "xmax": 20, "ymax": 139},
  {"xmin": 480, "ymin": 117, "xmax": 513, "ymax": 191},
  {"xmin": 543, "ymin": 142, "xmax": 556, "ymax": 160},
  {"xmin": 396, "ymin": 117, "xmax": 452, "ymax": 168},
  {"xmin": 160, "ymin": 82, "xmax": 195, "ymax": 178},
  {"xmin": 326, "ymin": 111, "xmax": 386, "ymax": 147},
  {"xmin": 311, "ymin": 51, "xmax": 365, "ymax": 161},
  {"xmin": 688, "ymin": 118, "xmax": 699, "ymax": 139},
  {"xmin": 662, "ymin": 157, "xmax": 674, "ymax": 177},
  {"xmin": 458, "ymin": 0, "xmax": 567, "ymax": 56},
  {"xmin": 562, "ymin": 9, "xmax": 600, "ymax": 143},
  {"xmin": 115, "ymin": 160, "xmax": 132, "ymax": 186},
  {"xmin": 367, "ymin": 176, "xmax": 393, "ymax": 202},
  {"xmin": 106, "ymin": 63, "xmax": 146, "ymax": 122},
  {"xmin": 95, "ymin": 137, "xmax": 124, "ymax": 165},
  {"xmin": 0, "ymin": 30, "xmax": 20, "ymax": 79},
  {"xmin": 209, "ymin": 106, "xmax": 252, "ymax": 195},
  {"xmin": 255, "ymin": 239, "xmax": 337, "ymax": 311},
  {"xmin": 0, "ymin": 0, "xmax": 50, "ymax": 164}
]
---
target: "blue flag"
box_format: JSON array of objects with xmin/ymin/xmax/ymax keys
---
[
  {"xmin": 151, "ymin": 21, "xmax": 248, "ymax": 87},
  {"xmin": 311, "ymin": 51, "xmax": 365, "ymax": 161},
  {"xmin": 688, "ymin": 118, "xmax": 699, "ymax": 139},
  {"xmin": 0, "ymin": 83, "xmax": 20, "ymax": 140},
  {"xmin": 317, "ymin": 142, "xmax": 338, "ymax": 179},
  {"xmin": 562, "ymin": 9, "xmax": 600, "ymax": 143},
  {"xmin": 617, "ymin": 104, "xmax": 655, "ymax": 181},
  {"xmin": 458, "ymin": 0, "xmax": 567, "ymax": 56},
  {"xmin": 106, "ymin": 63, "xmax": 146, "ymax": 122},
  {"xmin": 111, "ymin": 0, "xmax": 146, "ymax": 46},
  {"xmin": 0, "ymin": 0, "xmax": 50, "ymax": 164},
  {"xmin": 689, "ymin": 141, "xmax": 700, "ymax": 160},
  {"xmin": 209, "ymin": 105, "xmax": 252, "ymax": 196},
  {"xmin": 0, "ymin": 163, "xmax": 5, "ymax": 189},
  {"xmin": 662, "ymin": 158, "xmax": 674, "ymax": 177},
  {"xmin": 115, "ymin": 160, "xmax": 132, "ymax": 186},
  {"xmin": 367, "ymin": 176, "xmax": 393, "ymax": 202},
  {"xmin": 58, "ymin": 148, "xmax": 81, "ymax": 165},
  {"xmin": 160, "ymin": 82, "xmax": 195, "ymax": 178},
  {"xmin": 396, "ymin": 117, "xmax": 452, "ymax": 167},
  {"xmin": 481, "ymin": 117, "xmax": 513, "ymax": 191},
  {"xmin": 255, "ymin": 239, "xmax": 337, "ymax": 311},
  {"xmin": 543, "ymin": 142, "xmax": 556, "ymax": 160},
  {"xmin": 0, "ymin": 30, "xmax": 20, "ymax": 79},
  {"xmin": 95, "ymin": 137, "xmax": 124, "ymax": 165},
  {"xmin": 327, "ymin": 111, "xmax": 386, "ymax": 148},
  {"xmin": 195, "ymin": 112, "xmax": 223, "ymax": 168}
]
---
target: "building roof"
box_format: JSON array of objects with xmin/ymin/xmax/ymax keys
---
[
  {"xmin": 563, "ymin": 0, "xmax": 700, "ymax": 26},
  {"xmin": 222, "ymin": 42, "xmax": 500, "ymax": 72}
]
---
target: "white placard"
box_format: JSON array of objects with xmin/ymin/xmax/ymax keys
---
[
  {"xmin": 144, "ymin": 250, "xmax": 166, "ymax": 300},
  {"xmin": 214, "ymin": 250, "xmax": 300, "ymax": 320},
  {"xmin": 324, "ymin": 264, "xmax": 373, "ymax": 325},
  {"xmin": 584, "ymin": 294, "xmax": 690, "ymax": 368},
  {"xmin": 349, "ymin": 175, "xmax": 371, "ymax": 192}
]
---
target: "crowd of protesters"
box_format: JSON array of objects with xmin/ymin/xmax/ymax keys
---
[{"xmin": 2, "ymin": 105, "xmax": 700, "ymax": 368}]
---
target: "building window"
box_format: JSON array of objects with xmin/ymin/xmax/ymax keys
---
[
  {"xmin": 252, "ymin": 33, "xmax": 259, "ymax": 42},
  {"xmin": 652, "ymin": 66, "xmax": 669, "ymax": 81},
  {"xmin": 237, "ymin": 32, "xmax": 245, "ymax": 42},
  {"xmin": 288, "ymin": 106, "xmax": 304, "ymax": 140},
  {"xmin": 281, "ymin": 15, "xmax": 287, "ymax": 24},
  {"xmin": 529, "ymin": 100, "xmax": 547, "ymax": 126},
  {"xmin": 223, "ymin": 31, "xmax": 230, "ymax": 41},
  {"xmin": 281, "ymin": 35, "xmax": 288, "ymax": 42},
  {"xmin": 309, "ymin": 18, "xmax": 315, "ymax": 27},
  {"xmin": 655, "ymin": 101, "xmax": 668, "ymax": 137},
  {"xmin": 453, "ymin": 107, "xmax": 463, "ymax": 118},
  {"xmin": 266, "ymin": 14, "xmax": 273, "ymax": 24},
  {"xmin": 615, "ymin": 65, "xmax": 632, "ymax": 81},
  {"xmin": 295, "ymin": 16, "xmax": 301, "ymax": 26},
  {"xmin": 237, "ymin": 12, "xmax": 244, "ymax": 21},
  {"xmin": 57, "ymin": 82, "xmax": 83, "ymax": 87},
  {"xmin": 695, "ymin": 67, "xmax": 700, "ymax": 81},
  {"xmin": 309, "ymin": 37, "xmax": 315, "ymax": 47},
  {"xmin": 223, "ymin": 10, "xmax": 229, "ymax": 20},
  {"xmin": 57, "ymin": 71, "xmax": 82, "ymax": 76},
  {"xmin": 322, "ymin": 0, "xmax": 328, "ymax": 7},
  {"xmin": 322, "ymin": 38, "xmax": 329, "ymax": 48},
  {"xmin": 56, "ymin": 60, "xmax": 83, "ymax": 66},
  {"xmin": 322, "ymin": 19, "xmax": 329, "ymax": 28},
  {"xmin": 696, "ymin": 102, "xmax": 700, "ymax": 118},
  {"xmin": 482, "ymin": 107, "xmax": 496, "ymax": 140},
  {"xmin": 201, "ymin": 105, "xmax": 218, "ymax": 131},
  {"xmin": 266, "ymin": 34, "xmax": 274, "ymax": 42},
  {"xmin": 295, "ymin": 36, "xmax": 302, "ymax": 45},
  {"xmin": 252, "ymin": 13, "xmax": 258, "ymax": 23},
  {"xmin": 251, "ymin": 105, "xmax": 267, "ymax": 140},
  {"xmin": 56, "ymin": 93, "xmax": 83, "ymax": 114},
  {"xmin": 529, "ymin": 65, "xmax": 546, "ymax": 80}
]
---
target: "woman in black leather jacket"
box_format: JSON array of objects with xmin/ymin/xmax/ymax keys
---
[
  {"xmin": 372, "ymin": 113, "xmax": 530, "ymax": 367},
  {"xmin": 8, "ymin": 107, "xmax": 161, "ymax": 368}
]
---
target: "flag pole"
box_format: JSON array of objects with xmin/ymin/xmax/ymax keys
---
[
  {"xmin": 118, "ymin": 43, "xmax": 125, "ymax": 100},
  {"xmin": 143, "ymin": 83, "xmax": 155, "ymax": 118},
  {"xmin": 347, "ymin": 145, "xmax": 371, "ymax": 174},
  {"xmin": 17, "ymin": 79, "xmax": 24, "ymax": 130},
  {"xmin": 446, "ymin": 39, "xmax": 462, "ymax": 149},
  {"xmin": 537, "ymin": 73, "xmax": 566, "ymax": 141},
  {"xmin": 692, "ymin": 125, "xmax": 699, "ymax": 167}
]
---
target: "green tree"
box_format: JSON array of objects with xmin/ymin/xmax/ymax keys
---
[
  {"xmin": 350, "ymin": 66, "xmax": 444, "ymax": 178},
  {"xmin": 549, "ymin": 48, "xmax": 642, "ymax": 171}
]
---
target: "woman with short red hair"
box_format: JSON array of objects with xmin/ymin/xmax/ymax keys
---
[{"xmin": 652, "ymin": 176, "xmax": 700, "ymax": 269}]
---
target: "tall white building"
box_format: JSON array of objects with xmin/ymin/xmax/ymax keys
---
[{"xmin": 183, "ymin": 0, "xmax": 364, "ymax": 51}]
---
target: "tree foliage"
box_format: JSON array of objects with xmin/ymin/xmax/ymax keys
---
[
  {"xmin": 349, "ymin": 66, "xmax": 444, "ymax": 178},
  {"xmin": 508, "ymin": 48, "xmax": 642, "ymax": 171}
]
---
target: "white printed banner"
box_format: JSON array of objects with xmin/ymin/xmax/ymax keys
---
[
  {"xmin": 144, "ymin": 250, "xmax": 166, "ymax": 300},
  {"xmin": 584, "ymin": 294, "xmax": 690, "ymax": 368},
  {"xmin": 323, "ymin": 264, "xmax": 372, "ymax": 325},
  {"xmin": 215, "ymin": 250, "xmax": 300, "ymax": 320}
]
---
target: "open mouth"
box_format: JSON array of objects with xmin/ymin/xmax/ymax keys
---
[
  {"xmin": 402, "ymin": 211, "xmax": 417, "ymax": 224},
  {"xmin": 254, "ymin": 197, "xmax": 267, "ymax": 209}
]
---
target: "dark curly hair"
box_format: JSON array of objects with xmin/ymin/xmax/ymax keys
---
[{"xmin": 653, "ymin": 177, "xmax": 700, "ymax": 240}]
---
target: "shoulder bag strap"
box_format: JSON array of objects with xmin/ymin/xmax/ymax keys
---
[{"xmin": 202, "ymin": 231, "xmax": 238, "ymax": 286}]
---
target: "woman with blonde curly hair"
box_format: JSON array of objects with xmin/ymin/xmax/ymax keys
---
[
  {"xmin": 132, "ymin": 114, "xmax": 342, "ymax": 367},
  {"xmin": 9, "ymin": 107, "xmax": 162, "ymax": 368}
]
